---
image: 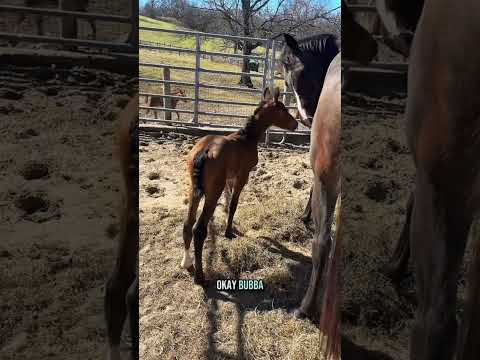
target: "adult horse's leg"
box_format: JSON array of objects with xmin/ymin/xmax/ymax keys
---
[
  {"xmin": 457, "ymin": 232, "xmax": 480, "ymax": 360},
  {"xmin": 105, "ymin": 205, "xmax": 138, "ymax": 360},
  {"xmin": 300, "ymin": 185, "xmax": 313, "ymax": 224},
  {"xmin": 225, "ymin": 174, "xmax": 248, "ymax": 239},
  {"xmin": 409, "ymin": 174, "xmax": 471, "ymax": 360},
  {"xmin": 294, "ymin": 177, "xmax": 337, "ymax": 319},
  {"xmin": 385, "ymin": 191, "xmax": 413, "ymax": 282},
  {"xmin": 126, "ymin": 277, "xmax": 139, "ymax": 360},
  {"xmin": 193, "ymin": 187, "xmax": 223, "ymax": 285},
  {"xmin": 181, "ymin": 192, "xmax": 201, "ymax": 270}
]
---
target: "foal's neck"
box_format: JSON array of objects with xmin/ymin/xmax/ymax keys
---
[{"xmin": 239, "ymin": 113, "xmax": 269, "ymax": 144}]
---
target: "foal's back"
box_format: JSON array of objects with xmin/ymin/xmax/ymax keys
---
[{"xmin": 187, "ymin": 133, "xmax": 257, "ymax": 183}]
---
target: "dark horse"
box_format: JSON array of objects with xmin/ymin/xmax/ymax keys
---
[
  {"xmin": 181, "ymin": 88, "xmax": 297, "ymax": 285},
  {"xmin": 377, "ymin": 1, "xmax": 480, "ymax": 359},
  {"xmin": 104, "ymin": 95, "xmax": 139, "ymax": 360},
  {"xmin": 280, "ymin": 33, "xmax": 339, "ymax": 128}
]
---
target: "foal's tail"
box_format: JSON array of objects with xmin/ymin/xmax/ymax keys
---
[
  {"xmin": 319, "ymin": 195, "xmax": 342, "ymax": 360},
  {"xmin": 191, "ymin": 147, "xmax": 209, "ymax": 198},
  {"xmin": 457, "ymin": 224, "xmax": 480, "ymax": 359}
]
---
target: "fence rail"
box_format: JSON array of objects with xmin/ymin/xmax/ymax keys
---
[
  {"xmin": 139, "ymin": 26, "xmax": 304, "ymax": 143},
  {"xmin": 0, "ymin": 2, "xmax": 138, "ymax": 52},
  {"xmin": 345, "ymin": 2, "xmax": 409, "ymax": 75}
]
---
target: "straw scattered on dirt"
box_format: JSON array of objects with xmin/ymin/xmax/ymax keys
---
[
  {"xmin": 139, "ymin": 132, "xmax": 324, "ymax": 359},
  {"xmin": 341, "ymin": 92, "xmax": 478, "ymax": 359},
  {"xmin": 0, "ymin": 65, "xmax": 136, "ymax": 359}
]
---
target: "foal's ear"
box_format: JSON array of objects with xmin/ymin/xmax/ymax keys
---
[
  {"xmin": 273, "ymin": 87, "xmax": 280, "ymax": 103},
  {"xmin": 283, "ymin": 33, "xmax": 301, "ymax": 56},
  {"xmin": 263, "ymin": 87, "xmax": 272, "ymax": 101}
]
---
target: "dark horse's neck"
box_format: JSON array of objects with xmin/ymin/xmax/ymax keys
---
[{"xmin": 237, "ymin": 114, "xmax": 268, "ymax": 144}]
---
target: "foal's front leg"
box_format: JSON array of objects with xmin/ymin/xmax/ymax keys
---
[{"xmin": 225, "ymin": 174, "xmax": 248, "ymax": 239}]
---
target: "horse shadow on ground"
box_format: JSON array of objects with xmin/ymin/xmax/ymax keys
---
[{"xmin": 195, "ymin": 217, "xmax": 394, "ymax": 360}]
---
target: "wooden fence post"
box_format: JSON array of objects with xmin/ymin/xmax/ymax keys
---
[
  {"xmin": 128, "ymin": 0, "xmax": 139, "ymax": 49},
  {"xmin": 193, "ymin": 34, "xmax": 201, "ymax": 123},
  {"xmin": 60, "ymin": 0, "xmax": 77, "ymax": 39},
  {"xmin": 262, "ymin": 39, "xmax": 271, "ymax": 91},
  {"xmin": 265, "ymin": 40, "xmax": 277, "ymax": 145},
  {"xmin": 163, "ymin": 67, "xmax": 172, "ymax": 121}
]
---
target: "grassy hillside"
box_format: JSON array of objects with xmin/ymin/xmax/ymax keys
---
[{"xmin": 139, "ymin": 15, "xmax": 266, "ymax": 54}]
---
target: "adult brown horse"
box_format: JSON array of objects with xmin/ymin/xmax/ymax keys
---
[
  {"xmin": 377, "ymin": 1, "xmax": 480, "ymax": 359},
  {"xmin": 280, "ymin": 2, "xmax": 377, "ymax": 318},
  {"xmin": 104, "ymin": 94, "xmax": 139, "ymax": 360},
  {"xmin": 181, "ymin": 87, "xmax": 298, "ymax": 285}
]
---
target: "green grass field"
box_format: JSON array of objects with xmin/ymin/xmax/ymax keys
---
[
  {"xmin": 139, "ymin": 15, "xmax": 266, "ymax": 54},
  {"xmin": 139, "ymin": 16, "xmax": 289, "ymax": 127}
]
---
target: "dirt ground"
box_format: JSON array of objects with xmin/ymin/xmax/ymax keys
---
[
  {"xmin": 139, "ymin": 131, "xmax": 326, "ymax": 359},
  {"xmin": 0, "ymin": 64, "xmax": 136, "ymax": 359},
  {"xmin": 341, "ymin": 92, "xmax": 477, "ymax": 359}
]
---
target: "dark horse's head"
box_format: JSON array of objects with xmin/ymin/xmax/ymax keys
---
[{"xmin": 280, "ymin": 33, "xmax": 339, "ymax": 126}]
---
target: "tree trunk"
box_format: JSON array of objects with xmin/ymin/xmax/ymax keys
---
[
  {"xmin": 239, "ymin": 0, "xmax": 254, "ymax": 88},
  {"xmin": 239, "ymin": 42, "xmax": 254, "ymax": 88}
]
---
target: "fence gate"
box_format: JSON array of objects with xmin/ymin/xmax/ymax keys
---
[{"xmin": 138, "ymin": 26, "xmax": 310, "ymax": 145}]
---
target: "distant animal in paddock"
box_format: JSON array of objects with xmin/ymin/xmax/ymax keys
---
[
  {"xmin": 377, "ymin": 1, "xmax": 480, "ymax": 359},
  {"xmin": 181, "ymin": 87, "xmax": 298, "ymax": 285},
  {"xmin": 144, "ymin": 88, "xmax": 187, "ymax": 120},
  {"xmin": 104, "ymin": 94, "xmax": 139, "ymax": 360},
  {"xmin": 13, "ymin": 0, "xmax": 96, "ymax": 39}
]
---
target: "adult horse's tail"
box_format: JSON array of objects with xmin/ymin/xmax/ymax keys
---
[
  {"xmin": 319, "ymin": 195, "xmax": 342, "ymax": 360},
  {"xmin": 457, "ymin": 225, "xmax": 480, "ymax": 359}
]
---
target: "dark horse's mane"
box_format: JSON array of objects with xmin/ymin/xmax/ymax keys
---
[{"xmin": 296, "ymin": 33, "xmax": 339, "ymax": 56}]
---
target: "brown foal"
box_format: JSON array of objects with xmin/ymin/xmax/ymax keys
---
[{"xmin": 181, "ymin": 87, "xmax": 298, "ymax": 285}]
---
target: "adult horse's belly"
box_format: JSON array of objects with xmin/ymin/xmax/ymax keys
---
[
  {"xmin": 310, "ymin": 53, "xmax": 341, "ymax": 181},
  {"xmin": 406, "ymin": 1, "xmax": 480, "ymax": 205}
]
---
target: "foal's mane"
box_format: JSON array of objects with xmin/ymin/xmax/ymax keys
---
[
  {"xmin": 237, "ymin": 100, "xmax": 267, "ymax": 137},
  {"xmin": 296, "ymin": 33, "xmax": 339, "ymax": 55}
]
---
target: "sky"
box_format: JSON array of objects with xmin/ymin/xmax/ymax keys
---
[{"xmin": 139, "ymin": 0, "xmax": 340, "ymax": 12}]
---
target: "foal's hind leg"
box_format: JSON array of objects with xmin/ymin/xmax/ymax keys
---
[
  {"xmin": 385, "ymin": 191, "xmax": 413, "ymax": 282},
  {"xmin": 193, "ymin": 187, "xmax": 223, "ymax": 285},
  {"xmin": 225, "ymin": 174, "xmax": 248, "ymax": 239},
  {"xmin": 300, "ymin": 185, "xmax": 313, "ymax": 224},
  {"xmin": 409, "ymin": 175, "xmax": 471, "ymax": 360},
  {"xmin": 181, "ymin": 192, "xmax": 201, "ymax": 270}
]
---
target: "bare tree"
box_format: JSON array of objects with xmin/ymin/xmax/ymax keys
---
[{"xmin": 201, "ymin": 0, "xmax": 337, "ymax": 87}]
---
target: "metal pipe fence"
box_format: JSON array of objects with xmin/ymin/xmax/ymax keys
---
[
  {"xmin": 345, "ymin": 1, "xmax": 409, "ymax": 75},
  {"xmin": 139, "ymin": 26, "xmax": 306, "ymax": 142},
  {"xmin": 0, "ymin": 1, "xmax": 138, "ymax": 53}
]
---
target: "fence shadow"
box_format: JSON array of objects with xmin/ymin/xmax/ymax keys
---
[{"xmin": 196, "ymin": 214, "xmax": 316, "ymax": 358}]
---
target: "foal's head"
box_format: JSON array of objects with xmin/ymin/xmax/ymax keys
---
[
  {"xmin": 173, "ymin": 88, "xmax": 187, "ymax": 103},
  {"xmin": 255, "ymin": 87, "xmax": 298, "ymax": 131}
]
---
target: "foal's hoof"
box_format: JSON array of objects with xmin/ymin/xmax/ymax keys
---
[
  {"xmin": 225, "ymin": 230, "xmax": 236, "ymax": 239},
  {"xmin": 194, "ymin": 273, "xmax": 205, "ymax": 286},
  {"xmin": 300, "ymin": 214, "xmax": 310, "ymax": 224},
  {"xmin": 292, "ymin": 308, "xmax": 308, "ymax": 320},
  {"xmin": 382, "ymin": 264, "xmax": 405, "ymax": 284}
]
